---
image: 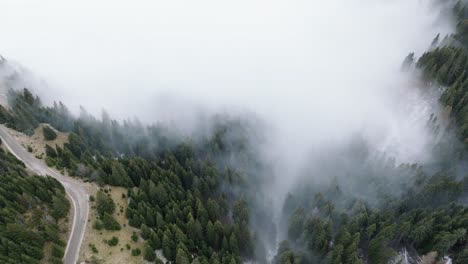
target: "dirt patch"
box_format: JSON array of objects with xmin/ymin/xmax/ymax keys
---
[
  {"xmin": 5, "ymin": 123, "xmax": 69, "ymax": 159},
  {"xmin": 79, "ymin": 185, "xmax": 144, "ymax": 264}
]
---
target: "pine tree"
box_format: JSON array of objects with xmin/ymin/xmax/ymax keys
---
[
  {"xmin": 96, "ymin": 191, "xmax": 115, "ymax": 217},
  {"xmin": 43, "ymin": 125, "xmax": 57, "ymax": 140},
  {"xmin": 176, "ymin": 248, "xmax": 190, "ymax": 264},
  {"xmin": 141, "ymin": 224, "xmax": 151, "ymax": 240},
  {"xmin": 206, "ymin": 221, "xmax": 215, "ymax": 247},
  {"xmin": 229, "ymin": 233, "xmax": 239, "ymax": 255},
  {"xmin": 144, "ymin": 244, "xmax": 156, "ymax": 261}
]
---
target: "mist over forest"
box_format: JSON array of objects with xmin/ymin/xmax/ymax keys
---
[{"xmin": 1, "ymin": 0, "xmax": 468, "ymax": 264}]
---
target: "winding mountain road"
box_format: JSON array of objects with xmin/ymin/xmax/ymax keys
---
[{"xmin": 0, "ymin": 125, "xmax": 89, "ymax": 264}]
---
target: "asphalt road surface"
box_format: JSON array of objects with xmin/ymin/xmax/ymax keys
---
[{"xmin": 0, "ymin": 125, "xmax": 89, "ymax": 264}]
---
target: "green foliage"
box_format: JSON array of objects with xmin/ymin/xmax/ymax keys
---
[
  {"xmin": 43, "ymin": 125, "xmax": 57, "ymax": 140},
  {"xmin": 93, "ymin": 220, "xmax": 104, "ymax": 230},
  {"xmin": 144, "ymin": 244, "xmax": 156, "ymax": 261},
  {"xmin": 102, "ymin": 213, "xmax": 121, "ymax": 231},
  {"xmin": 278, "ymin": 171, "xmax": 468, "ymax": 263},
  {"xmin": 131, "ymin": 248, "xmax": 141, "ymax": 256},
  {"xmin": 140, "ymin": 224, "xmax": 151, "ymax": 240},
  {"xmin": 51, "ymin": 243, "xmax": 65, "ymax": 259},
  {"xmin": 51, "ymin": 195, "xmax": 71, "ymax": 220},
  {"xmin": 89, "ymin": 243, "xmax": 99, "ymax": 253},
  {"xmin": 107, "ymin": 236, "xmax": 119, "ymax": 247},
  {"xmin": 0, "ymin": 148, "xmax": 69, "ymax": 263},
  {"xmin": 120, "ymin": 147, "xmax": 253, "ymax": 261},
  {"xmin": 288, "ymin": 208, "xmax": 306, "ymax": 241},
  {"xmin": 273, "ymin": 241, "xmax": 298, "ymax": 264},
  {"xmin": 45, "ymin": 144, "xmax": 57, "ymax": 158},
  {"xmin": 49, "ymin": 256, "xmax": 63, "ymax": 264},
  {"xmin": 415, "ymin": 2, "xmax": 468, "ymax": 146},
  {"xmin": 2, "ymin": 78, "xmax": 259, "ymax": 263},
  {"xmin": 96, "ymin": 191, "xmax": 115, "ymax": 217},
  {"xmin": 131, "ymin": 232, "xmax": 138, "ymax": 242}
]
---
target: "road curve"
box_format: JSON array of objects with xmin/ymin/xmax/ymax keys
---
[{"xmin": 0, "ymin": 125, "xmax": 89, "ymax": 264}]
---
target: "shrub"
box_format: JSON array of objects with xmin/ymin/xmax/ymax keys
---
[
  {"xmin": 43, "ymin": 126, "xmax": 57, "ymax": 140},
  {"xmin": 89, "ymin": 243, "xmax": 99, "ymax": 253},
  {"xmin": 108, "ymin": 236, "xmax": 119, "ymax": 246},
  {"xmin": 131, "ymin": 248, "xmax": 141, "ymax": 256},
  {"xmin": 94, "ymin": 220, "xmax": 104, "ymax": 230},
  {"xmin": 131, "ymin": 232, "xmax": 138, "ymax": 242},
  {"xmin": 51, "ymin": 243, "xmax": 65, "ymax": 258},
  {"xmin": 45, "ymin": 157, "xmax": 56, "ymax": 167},
  {"xmin": 49, "ymin": 257, "xmax": 63, "ymax": 264},
  {"xmin": 96, "ymin": 191, "xmax": 115, "ymax": 217},
  {"xmin": 102, "ymin": 213, "xmax": 121, "ymax": 231},
  {"xmin": 45, "ymin": 144, "xmax": 57, "ymax": 157},
  {"xmin": 51, "ymin": 195, "xmax": 70, "ymax": 220}
]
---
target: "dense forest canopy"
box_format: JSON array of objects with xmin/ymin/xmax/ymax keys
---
[
  {"xmin": 0, "ymin": 146, "xmax": 70, "ymax": 264},
  {"xmin": 0, "ymin": 79, "xmax": 263, "ymax": 262}
]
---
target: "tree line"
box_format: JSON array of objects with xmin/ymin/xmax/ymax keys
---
[{"xmin": 0, "ymin": 87, "xmax": 258, "ymax": 263}]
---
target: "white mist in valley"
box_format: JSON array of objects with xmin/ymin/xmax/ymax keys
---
[{"xmin": 0, "ymin": 0, "xmax": 455, "ymax": 259}]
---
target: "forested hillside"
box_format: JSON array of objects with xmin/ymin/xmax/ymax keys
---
[
  {"xmin": 272, "ymin": 1, "xmax": 468, "ymax": 264},
  {"xmin": 418, "ymin": 1, "xmax": 468, "ymax": 147},
  {"xmin": 0, "ymin": 143, "xmax": 70, "ymax": 264},
  {"xmin": 0, "ymin": 86, "xmax": 258, "ymax": 263}
]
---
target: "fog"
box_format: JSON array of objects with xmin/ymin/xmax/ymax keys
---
[
  {"xmin": 0, "ymin": 0, "xmax": 456, "ymax": 260},
  {"xmin": 0, "ymin": 1, "xmax": 452, "ymax": 147}
]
